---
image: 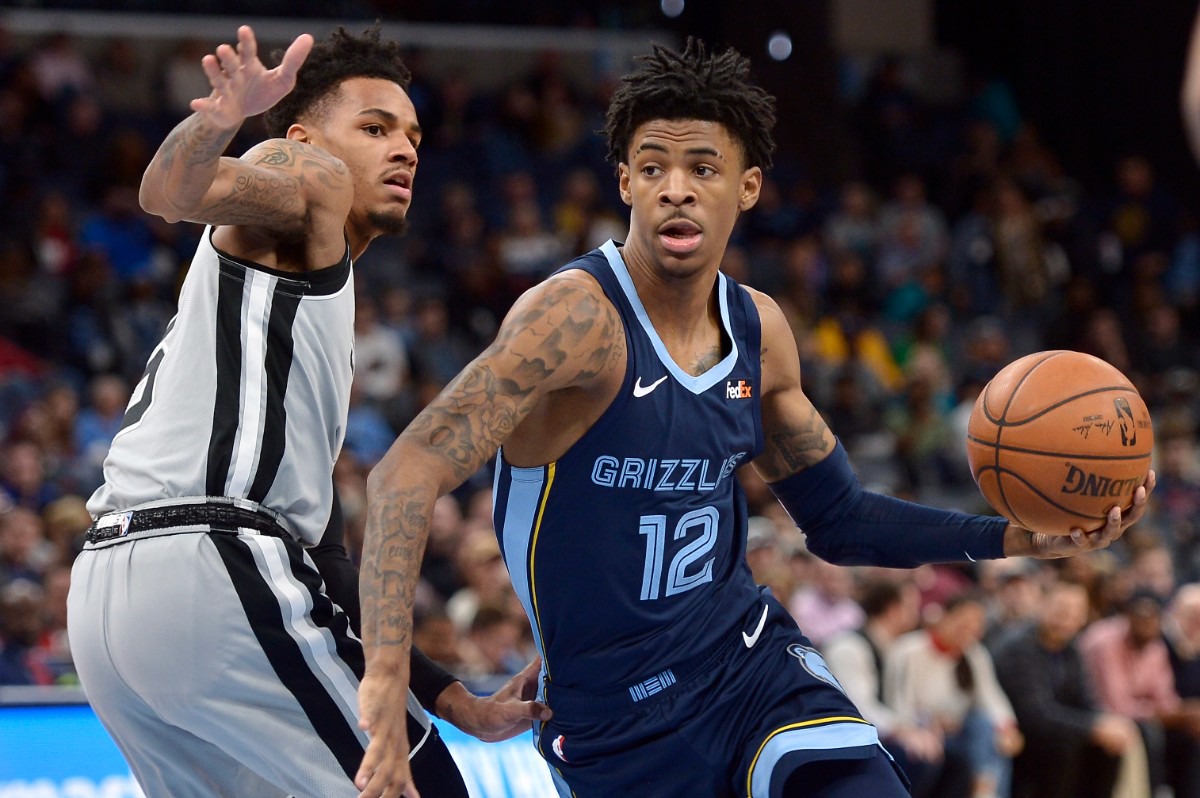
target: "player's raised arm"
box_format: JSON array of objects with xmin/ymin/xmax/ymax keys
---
[
  {"xmin": 355, "ymin": 271, "xmax": 620, "ymax": 797},
  {"xmin": 138, "ymin": 26, "xmax": 339, "ymax": 231}
]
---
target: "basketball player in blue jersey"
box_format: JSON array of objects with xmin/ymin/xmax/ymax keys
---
[
  {"xmin": 66, "ymin": 25, "xmax": 548, "ymax": 798},
  {"xmin": 358, "ymin": 39, "xmax": 1155, "ymax": 798}
]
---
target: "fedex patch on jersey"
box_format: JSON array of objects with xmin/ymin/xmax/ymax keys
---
[{"xmin": 725, "ymin": 379, "xmax": 753, "ymax": 399}]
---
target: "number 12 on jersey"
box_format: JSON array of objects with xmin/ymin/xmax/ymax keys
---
[{"xmin": 639, "ymin": 506, "xmax": 719, "ymax": 600}]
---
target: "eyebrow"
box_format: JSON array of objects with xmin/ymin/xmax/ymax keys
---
[
  {"xmin": 356, "ymin": 108, "xmax": 422, "ymax": 136},
  {"xmin": 634, "ymin": 142, "xmax": 725, "ymax": 160}
]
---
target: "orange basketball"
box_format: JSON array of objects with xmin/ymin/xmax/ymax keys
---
[{"xmin": 966, "ymin": 350, "xmax": 1153, "ymax": 536}]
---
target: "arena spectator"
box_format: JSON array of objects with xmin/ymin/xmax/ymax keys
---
[
  {"xmin": 824, "ymin": 577, "xmax": 959, "ymax": 797},
  {"xmin": 789, "ymin": 557, "xmax": 864, "ymax": 648},
  {"xmin": 0, "ymin": 578, "xmax": 46, "ymax": 685},
  {"xmin": 1165, "ymin": 583, "xmax": 1200, "ymax": 797},
  {"xmin": 445, "ymin": 525, "xmax": 515, "ymax": 632},
  {"xmin": 1080, "ymin": 589, "xmax": 1200, "ymax": 793},
  {"xmin": 993, "ymin": 580, "xmax": 1138, "ymax": 798},
  {"xmin": 0, "ymin": 506, "xmax": 54, "ymax": 587},
  {"xmin": 980, "ymin": 559, "xmax": 1043, "ymax": 652},
  {"xmin": 887, "ymin": 591, "xmax": 1022, "ymax": 798}
]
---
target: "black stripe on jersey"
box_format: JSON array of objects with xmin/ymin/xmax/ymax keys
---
[
  {"xmin": 209, "ymin": 532, "xmax": 365, "ymax": 780},
  {"xmin": 206, "ymin": 265, "xmax": 246, "ymax": 496},
  {"xmin": 248, "ymin": 287, "xmax": 301, "ymax": 503}
]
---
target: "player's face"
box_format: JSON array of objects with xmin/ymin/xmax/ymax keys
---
[
  {"xmin": 618, "ymin": 118, "xmax": 761, "ymax": 279},
  {"xmin": 317, "ymin": 77, "xmax": 421, "ymax": 239}
]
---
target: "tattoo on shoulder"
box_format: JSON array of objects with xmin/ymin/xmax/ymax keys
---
[{"xmin": 404, "ymin": 280, "xmax": 622, "ymax": 481}]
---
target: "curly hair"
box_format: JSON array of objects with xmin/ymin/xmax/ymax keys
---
[
  {"xmin": 263, "ymin": 25, "xmax": 411, "ymax": 139},
  {"xmin": 603, "ymin": 37, "xmax": 776, "ymax": 171}
]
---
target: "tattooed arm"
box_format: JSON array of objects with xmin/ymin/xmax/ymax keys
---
[
  {"xmin": 354, "ymin": 271, "xmax": 620, "ymax": 798},
  {"xmin": 749, "ymin": 289, "xmax": 837, "ymax": 483},
  {"xmin": 138, "ymin": 26, "xmax": 341, "ymax": 232}
]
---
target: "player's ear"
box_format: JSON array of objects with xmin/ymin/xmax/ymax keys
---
[
  {"xmin": 618, "ymin": 163, "xmax": 633, "ymax": 207},
  {"xmin": 286, "ymin": 123, "xmax": 310, "ymax": 143},
  {"xmin": 738, "ymin": 166, "xmax": 762, "ymax": 211}
]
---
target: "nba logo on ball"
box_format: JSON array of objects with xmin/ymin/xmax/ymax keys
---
[{"xmin": 966, "ymin": 351, "xmax": 1153, "ymax": 536}]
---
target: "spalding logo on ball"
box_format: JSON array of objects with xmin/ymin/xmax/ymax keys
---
[{"xmin": 966, "ymin": 350, "xmax": 1153, "ymax": 536}]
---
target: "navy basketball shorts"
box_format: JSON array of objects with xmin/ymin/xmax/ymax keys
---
[{"xmin": 533, "ymin": 592, "xmax": 909, "ymax": 797}]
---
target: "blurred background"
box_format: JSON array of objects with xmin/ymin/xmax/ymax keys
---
[{"xmin": 4, "ymin": 1, "xmax": 1200, "ymax": 796}]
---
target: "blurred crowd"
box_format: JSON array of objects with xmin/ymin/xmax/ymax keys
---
[{"xmin": 2, "ymin": 23, "xmax": 1200, "ymax": 798}]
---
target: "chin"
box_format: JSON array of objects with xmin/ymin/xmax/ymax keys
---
[{"xmin": 369, "ymin": 209, "xmax": 409, "ymax": 237}]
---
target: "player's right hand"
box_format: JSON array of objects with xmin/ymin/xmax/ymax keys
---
[
  {"xmin": 357, "ymin": 670, "xmax": 420, "ymax": 798},
  {"xmin": 1007, "ymin": 470, "xmax": 1156, "ymax": 559},
  {"xmin": 191, "ymin": 26, "xmax": 313, "ymax": 129}
]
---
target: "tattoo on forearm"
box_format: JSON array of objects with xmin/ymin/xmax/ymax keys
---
[
  {"xmin": 159, "ymin": 115, "xmax": 237, "ymax": 172},
  {"xmin": 361, "ymin": 488, "xmax": 427, "ymax": 648}
]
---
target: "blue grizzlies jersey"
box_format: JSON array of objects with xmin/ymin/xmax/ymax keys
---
[{"xmin": 493, "ymin": 240, "xmax": 765, "ymax": 693}]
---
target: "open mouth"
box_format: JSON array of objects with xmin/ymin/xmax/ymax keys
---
[
  {"xmin": 658, "ymin": 219, "xmax": 702, "ymax": 254},
  {"xmin": 384, "ymin": 173, "xmax": 412, "ymax": 200}
]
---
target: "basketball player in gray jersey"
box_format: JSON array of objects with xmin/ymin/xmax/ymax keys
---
[{"xmin": 67, "ymin": 25, "xmax": 548, "ymax": 798}]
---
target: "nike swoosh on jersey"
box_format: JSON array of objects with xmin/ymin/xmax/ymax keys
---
[
  {"xmin": 633, "ymin": 375, "xmax": 669, "ymax": 398},
  {"xmin": 742, "ymin": 604, "xmax": 769, "ymax": 648}
]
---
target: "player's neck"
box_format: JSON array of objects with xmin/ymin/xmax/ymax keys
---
[{"xmin": 621, "ymin": 245, "xmax": 719, "ymax": 340}]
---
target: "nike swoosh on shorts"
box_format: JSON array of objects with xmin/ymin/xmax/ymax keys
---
[{"xmin": 743, "ymin": 604, "xmax": 769, "ymax": 648}]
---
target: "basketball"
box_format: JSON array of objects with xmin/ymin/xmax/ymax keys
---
[{"xmin": 966, "ymin": 350, "xmax": 1153, "ymax": 535}]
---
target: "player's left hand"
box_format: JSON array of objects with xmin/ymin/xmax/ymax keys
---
[
  {"xmin": 191, "ymin": 25, "xmax": 313, "ymax": 128},
  {"xmin": 357, "ymin": 669, "xmax": 420, "ymax": 798},
  {"xmin": 437, "ymin": 657, "xmax": 552, "ymax": 742},
  {"xmin": 1008, "ymin": 470, "xmax": 1156, "ymax": 559}
]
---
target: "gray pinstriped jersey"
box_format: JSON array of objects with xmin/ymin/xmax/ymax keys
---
[{"xmin": 88, "ymin": 227, "xmax": 355, "ymax": 546}]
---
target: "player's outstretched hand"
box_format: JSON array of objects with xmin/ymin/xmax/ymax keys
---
[
  {"xmin": 356, "ymin": 670, "xmax": 419, "ymax": 798},
  {"xmin": 437, "ymin": 657, "xmax": 553, "ymax": 743},
  {"xmin": 191, "ymin": 25, "xmax": 314, "ymax": 129},
  {"xmin": 1006, "ymin": 470, "xmax": 1156, "ymax": 559}
]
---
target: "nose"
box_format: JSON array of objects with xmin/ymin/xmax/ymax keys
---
[
  {"xmin": 389, "ymin": 137, "xmax": 418, "ymax": 169},
  {"xmin": 658, "ymin": 169, "xmax": 695, "ymax": 206}
]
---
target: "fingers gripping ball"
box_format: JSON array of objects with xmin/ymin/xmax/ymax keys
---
[{"xmin": 966, "ymin": 350, "xmax": 1153, "ymax": 535}]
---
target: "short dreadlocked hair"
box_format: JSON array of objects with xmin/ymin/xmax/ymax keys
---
[
  {"xmin": 603, "ymin": 38, "xmax": 776, "ymax": 172},
  {"xmin": 263, "ymin": 25, "xmax": 411, "ymax": 139}
]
